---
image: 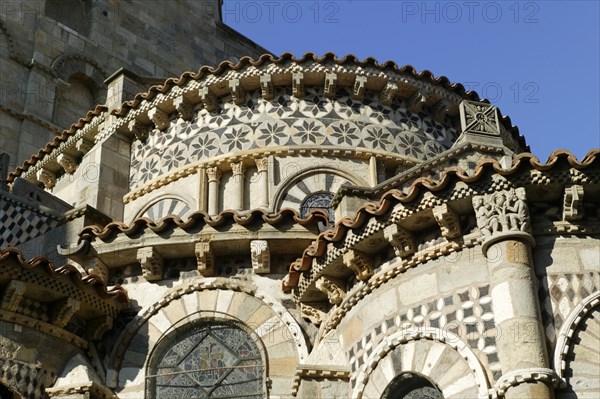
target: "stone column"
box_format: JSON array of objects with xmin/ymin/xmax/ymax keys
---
[
  {"xmin": 474, "ymin": 188, "xmax": 556, "ymax": 399},
  {"xmin": 206, "ymin": 166, "xmax": 221, "ymax": 215},
  {"xmin": 255, "ymin": 158, "xmax": 269, "ymax": 209},
  {"xmin": 230, "ymin": 161, "xmax": 245, "ymax": 211}
]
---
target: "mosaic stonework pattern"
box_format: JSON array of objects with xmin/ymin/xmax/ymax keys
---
[
  {"xmin": 347, "ymin": 285, "xmax": 501, "ymax": 381},
  {"xmin": 539, "ymin": 272, "xmax": 600, "ymax": 345},
  {"xmin": 0, "ymin": 192, "xmax": 63, "ymax": 247},
  {"xmin": 146, "ymin": 320, "xmax": 264, "ymax": 399},
  {"xmin": 130, "ymin": 88, "xmax": 458, "ymax": 189},
  {"xmin": 139, "ymin": 198, "xmax": 192, "ymax": 221}
]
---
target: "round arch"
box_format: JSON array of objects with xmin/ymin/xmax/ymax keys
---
[
  {"xmin": 353, "ymin": 329, "xmax": 490, "ymax": 399},
  {"xmin": 107, "ymin": 278, "xmax": 309, "ymax": 397},
  {"xmin": 272, "ymin": 166, "xmax": 367, "ymax": 212},
  {"xmin": 132, "ymin": 194, "xmax": 194, "ymax": 222}
]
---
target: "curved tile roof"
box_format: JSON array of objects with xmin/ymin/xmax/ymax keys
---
[
  {"xmin": 79, "ymin": 208, "xmax": 329, "ymax": 242},
  {"xmin": 284, "ymin": 149, "xmax": 600, "ymax": 290},
  {"xmin": 9, "ymin": 52, "xmax": 528, "ymax": 183},
  {"xmin": 0, "ymin": 247, "xmax": 128, "ymax": 303}
]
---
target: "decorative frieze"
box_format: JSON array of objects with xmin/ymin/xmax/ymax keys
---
[
  {"xmin": 432, "ymin": 203, "xmax": 461, "ymax": 239},
  {"xmin": 352, "ymin": 75, "xmax": 367, "ymax": 100},
  {"xmin": 380, "ymin": 82, "xmax": 398, "ymax": 106},
  {"xmin": 36, "ymin": 168, "xmax": 56, "ymax": 189},
  {"xmin": 383, "ymin": 223, "xmax": 415, "ymax": 258},
  {"xmin": 51, "ymin": 297, "xmax": 80, "ymax": 328},
  {"xmin": 250, "ymin": 240, "xmax": 270, "ymax": 274},
  {"xmin": 148, "ymin": 107, "xmax": 169, "ymax": 131},
  {"xmin": 57, "ymin": 153, "xmax": 77, "ymax": 174},
  {"xmin": 343, "ymin": 249, "xmax": 374, "ymax": 281},
  {"xmin": 1, "ymin": 280, "xmax": 26, "ymax": 312},
  {"xmin": 200, "ymin": 86, "xmax": 217, "ymax": 112},
  {"xmin": 292, "ymin": 72, "xmax": 304, "ymax": 98},
  {"xmin": 260, "ymin": 74, "xmax": 274, "ymax": 100},
  {"xmin": 563, "ymin": 184, "xmax": 584, "ymax": 221},
  {"xmin": 137, "ymin": 246, "xmax": 163, "ymax": 281},
  {"xmin": 173, "ymin": 95, "xmax": 194, "ymax": 120},
  {"xmin": 473, "ymin": 187, "xmax": 532, "ymax": 239},
  {"xmin": 324, "ymin": 72, "xmax": 337, "ymax": 98},
  {"xmin": 195, "ymin": 241, "xmax": 215, "ymax": 277},
  {"xmin": 229, "ymin": 78, "xmax": 246, "ymax": 105},
  {"xmin": 459, "ymin": 100, "xmax": 501, "ymax": 136},
  {"xmin": 315, "ymin": 276, "xmax": 346, "ymax": 305}
]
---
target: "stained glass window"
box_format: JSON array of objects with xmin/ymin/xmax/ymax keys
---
[
  {"xmin": 300, "ymin": 191, "xmax": 335, "ymax": 223},
  {"xmin": 146, "ymin": 319, "xmax": 265, "ymax": 399}
]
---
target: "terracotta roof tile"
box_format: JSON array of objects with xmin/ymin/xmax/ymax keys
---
[{"xmin": 284, "ymin": 149, "xmax": 600, "ymax": 291}]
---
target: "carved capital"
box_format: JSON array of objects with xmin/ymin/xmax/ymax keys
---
[
  {"xmin": 315, "ymin": 276, "xmax": 345, "ymax": 305},
  {"xmin": 460, "ymin": 100, "xmax": 501, "ymax": 136},
  {"xmin": 75, "ymin": 138, "xmax": 93, "ymax": 154},
  {"xmin": 563, "ymin": 184, "xmax": 584, "ymax": 221},
  {"xmin": 473, "ymin": 187, "xmax": 532, "ymax": 239},
  {"xmin": 57, "ymin": 153, "xmax": 77, "ymax": 174},
  {"xmin": 195, "ymin": 241, "xmax": 215, "ymax": 277},
  {"xmin": 51, "ymin": 297, "xmax": 80, "ymax": 328},
  {"xmin": 229, "ymin": 78, "xmax": 246, "ymax": 105},
  {"xmin": 324, "ymin": 72, "xmax": 337, "ymax": 98},
  {"xmin": 495, "ymin": 367, "xmax": 560, "ymax": 396},
  {"xmin": 206, "ymin": 166, "xmax": 222, "ymax": 183},
  {"xmin": 292, "ymin": 72, "xmax": 304, "ymax": 98},
  {"xmin": 36, "ymin": 168, "xmax": 56, "ymax": 189},
  {"xmin": 173, "ymin": 95, "xmax": 194, "ymax": 120},
  {"xmin": 250, "ymin": 240, "xmax": 270, "ymax": 274},
  {"xmin": 255, "ymin": 157, "xmax": 269, "ymax": 172},
  {"xmin": 433, "ymin": 203, "xmax": 461, "ymax": 239},
  {"xmin": 230, "ymin": 161, "xmax": 245, "ymax": 176},
  {"xmin": 300, "ymin": 302, "xmax": 328, "ymax": 326},
  {"xmin": 1, "ymin": 280, "xmax": 26, "ymax": 312},
  {"xmin": 383, "ymin": 223, "xmax": 415, "ymax": 258},
  {"xmin": 260, "ymin": 74, "xmax": 274, "ymax": 100},
  {"xmin": 148, "ymin": 107, "xmax": 169, "ymax": 131},
  {"xmin": 200, "ymin": 86, "xmax": 217, "ymax": 112},
  {"xmin": 343, "ymin": 249, "xmax": 374, "ymax": 281},
  {"xmin": 137, "ymin": 247, "xmax": 163, "ymax": 281},
  {"xmin": 380, "ymin": 82, "xmax": 398, "ymax": 106},
  {"xmin": 352, "ymin": 75, "xmax": 367, "ymax": 100},
  {"xmin": 128, "ymin": 119, "xmax": 150, "ymax": 142}
]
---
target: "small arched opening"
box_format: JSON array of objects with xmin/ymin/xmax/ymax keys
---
[{"xmin": 380, "ymin": 372, "xmax": 444, "ymax": 399}]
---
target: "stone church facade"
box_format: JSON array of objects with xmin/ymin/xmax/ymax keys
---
[{"xmin": 0, "ymin": 2, "xmax": 598, "ymax": 399}]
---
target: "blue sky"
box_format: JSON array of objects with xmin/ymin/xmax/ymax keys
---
[{"xmin": 223, "ymin": 0, "xmax": 599, "ymax": 160}]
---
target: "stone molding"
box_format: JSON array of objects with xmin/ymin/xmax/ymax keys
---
[
  {"xmin": 562, "ymin": 184, "xmax": 584, "ymax": 221},
  {"xmin": 291, "ymin": 364, "xmax": 350, "ymax": 396},
  {"xmin": 352, "ymin": 329, "xmax": 491, "ymax": 399},
  {"xmin": 494, "ymin": 367, "xmax": 560, "ymax": 396},
  {"xmin": 106, "ymin": 277, "xmax": 309, "ymax": 388},
  {"xmin": 553, "ymin": 291, "xmax": 600, "ymax": 383}
]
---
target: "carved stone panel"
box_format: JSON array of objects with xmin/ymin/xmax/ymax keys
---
[
  {"xmin": 473, "ymin": 188, "xmax": 532, "ymax": 238},
  {"xmin": 137, "ymin": 246, "xmax": 164, "ymax": 281},
  {"xmin": 250, "ymin": 240, "xmax": 270, "ymax": 274},
  {"xmin": 343, "ymin": 249, "xmax": 374, "ymax": 281},
  {"xmin": 195, "ymin": 241, "xmax": 215, "ymax": 277},
  {"xmin": 315, "ymin": 276, "xmax": 346, "ymax": 305},
  {"xmin": 563, "ymin": 184, "xmax": 584, "ymax": 221},
  {"xmin": 383, "ymin": 224, "xmax": 415, "ymax": 258},
  {"xmin": 433, "ymin": 203, "xmax": 461, "ymax": 239},
  {"xmin": 459, "ymin": 100, "xmax": 501, "ymax": 136}
]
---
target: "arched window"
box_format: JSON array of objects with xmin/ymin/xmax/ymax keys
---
[
  {"xmin": 146, "ymin": 318, "xmax": 265, "ymax": 399},
  {"xmin": 300, "ymin": 191, "xmax": 334, "ymax": 223},
  {"xmin": 380, "ymin": 372, "xmax": 444, "ymax": 399}
]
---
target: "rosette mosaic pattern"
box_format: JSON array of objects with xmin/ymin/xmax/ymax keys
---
[{"xmin": 130, "ymin": 88, "xmax": 457, "ymax": 189}]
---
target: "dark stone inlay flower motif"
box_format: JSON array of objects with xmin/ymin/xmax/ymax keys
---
[
  {"xmin": 162, "ymin": 144, "xmax": 187, "ymax": 171},
  {"xmin": 222, "ymin": 126, "xmax": 250, "ymax": 152},
  {"xmin": 330, "ymin": 122, "xmax": 359, "ymax": 146},
  {"xmin": 138, "ymin": 156, "xmax": 160, "ymax": 184},
  {"xmin": 397, "ymin": 134, "xmax": 425, "ymax": 159},
  {"xmin": 257, "ymin": 122, "xmax": 287, "ymax": 146},
  {"xmin": 295, "ymin": 120, "xmax": 323, "ymax": 144},
  {"xmin": 364, "ymin": 126, "xmax": 392, "ymax": 150},
  {"xmin": 191, "ymin": 135, "xmax": 218, "ymax": 159}
]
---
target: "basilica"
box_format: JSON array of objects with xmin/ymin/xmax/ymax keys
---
[{"xmin": 0, "ymin": 2, "xmax": 598, "ymax": 399}]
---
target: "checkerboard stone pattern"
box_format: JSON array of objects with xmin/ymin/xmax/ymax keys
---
[
  {"xmin": 348, "ymin": 285, "xmax": 502, "ymax": 382},
  {"xmin": 539, "ymin": 272, "xmax": 600, "ymax": 346},
  {"xmin": 0, "ymin": 195, "xmax": 63, "ymax": 247}
]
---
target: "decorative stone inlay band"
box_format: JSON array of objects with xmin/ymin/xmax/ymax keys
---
[{"xmin": 494, "ymin": 368, "xmax": 560, "ymax": 396}]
